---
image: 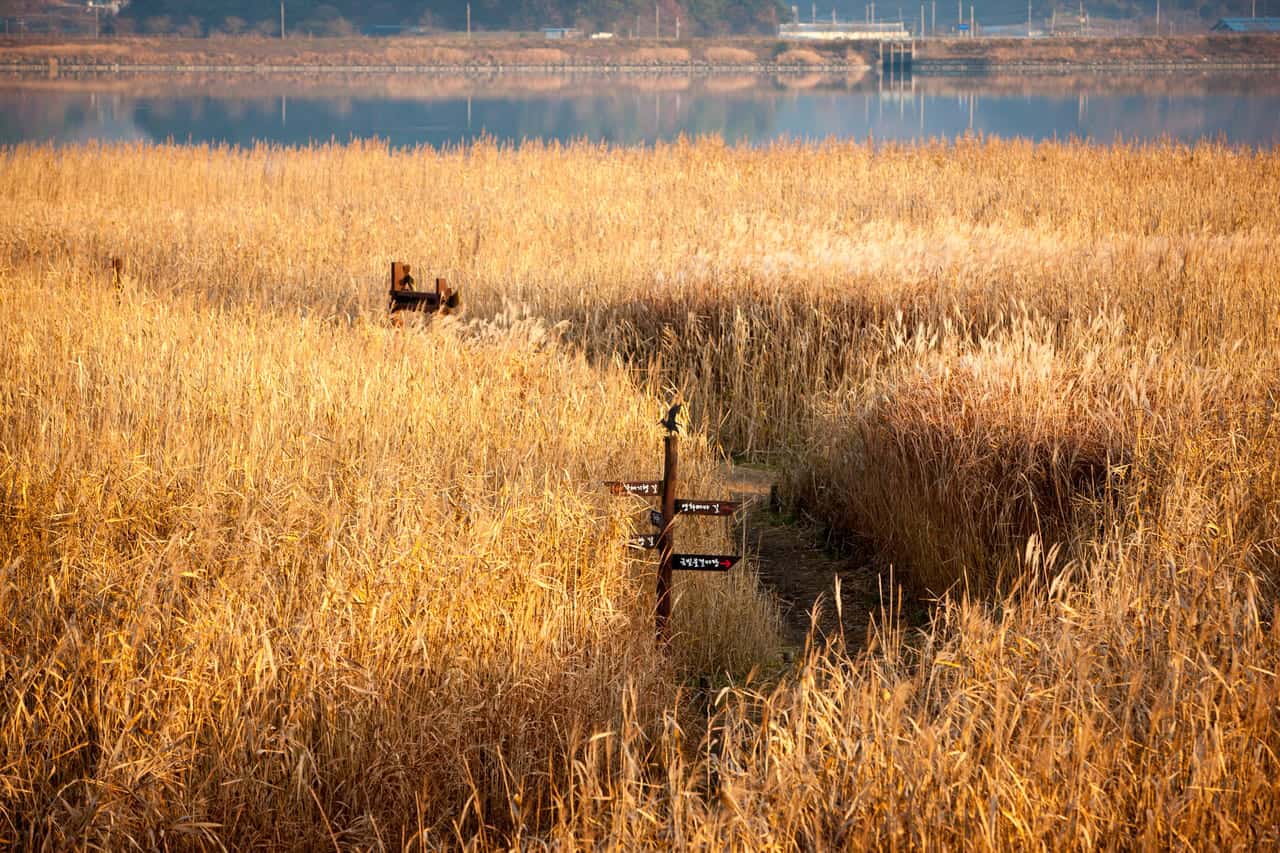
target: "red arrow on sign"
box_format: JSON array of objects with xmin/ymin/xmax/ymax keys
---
[{"xmin": 672, "ymin": 554, "xmax": 740, "ymax": 571}]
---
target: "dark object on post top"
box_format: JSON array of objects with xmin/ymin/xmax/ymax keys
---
[{"xmin": 659, "ymin": 402, "xmax": 682, "ymax": 434}]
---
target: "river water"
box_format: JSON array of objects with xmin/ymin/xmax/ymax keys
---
[{"xmin": 3, "ymin": 71, "xmax": 1278, "ymax": 148}]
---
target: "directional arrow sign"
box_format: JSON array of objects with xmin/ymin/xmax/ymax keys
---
[
  {"xmin": 672, "ymin": 554, "xmax": 740, "ymax": 572},
  {"xmin": 605, "ymin": 480, "xmax": 663, "ymax": 497},
  {"xmin": 649, "ymin": 509, "xmax": 664, "ymax": 528},
  {"xmin": 627, "ymin": 533, "xmax": 659, "ymax": 549},
  {"xmin": 674, "ymin": 499, "xmax": 740, "ymax": 516}
]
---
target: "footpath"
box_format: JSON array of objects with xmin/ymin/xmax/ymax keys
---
[{"xmin": 723, "ymin": 464, "xmax": 887, "ymax": 651}]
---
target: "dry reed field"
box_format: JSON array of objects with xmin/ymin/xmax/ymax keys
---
[{"xmin": 2, "ymin": 137, "xmax": 1279, "ymax": 848}]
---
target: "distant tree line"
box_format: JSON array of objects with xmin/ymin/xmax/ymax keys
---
[{"xmin": 116, "ymin": 0, "xmax": 790, "ymax": 37}]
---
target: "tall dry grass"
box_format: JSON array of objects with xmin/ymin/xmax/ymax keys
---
[
  {"xmin": 0, "ymin": 260, "xmax": 776, "ymax": 846},
  {"xmin": 798, "ymin": 310, "xmax": 1280, "ymax": 596},
  {"xmin": 553, "ymin": 530, "xmax": 1280, "ymax": 848},
  {"xmin": 5, "ymin": 137, "xmax": 1275, "ymax": 455},
  {"xmin": 2, "ymin": 136, "xmax": 1279, "ymax": 847}
]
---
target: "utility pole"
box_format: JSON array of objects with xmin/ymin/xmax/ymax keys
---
[
  {"xmin": 280, "ymin": 0, "xmax": 285, "ymax": 39},
  {"xmin": 812, "ymin": 1, "xmax": 817, "ymax": 22},
  {"xmin": 932, "ymin": 0, "xmax": 936, "ymax": 33},
  {"xmin": 921, "ymin": 3, "xmax": 925, "ymax": 34},
  {"xmin": 1028, "ymin": 0, "xmax": 1032, "ymax": 35},
  {"xmin": 676, "ymin": 16, "xmax": 680, "ymax": 38},
  {"xmin": 970, "ymin": 3, "xmax": 974, "ymax": 35},
  {"xmin": 958, "ymin": 0, "xmax": 962, "ymax": 31},
  {"xmin": 656, "ymin": 2, "xmax": 660, "ymax": 38},
  {"xmin": 1155, "ymin": 0, "xmax": 1159, "ymax": 33},
  {"xmin": 466, "ymin": 2, "xmax": 471, "ymax": 38}
]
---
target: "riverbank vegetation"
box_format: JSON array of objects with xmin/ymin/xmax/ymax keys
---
[
  {"xmin": 4, "ymin": 33, "xmax": 1279, "ymax": 71},
  {"xmin": 0, "ymin": 34, "xmax": 861, "ymax": 69},
  {"xmin": 2, "ymin": 137, "xmax": 1278, "ymax": 846},
  {"xmin": 921, "ymin": 32, "xmax": 1280, "ymax": 66}
]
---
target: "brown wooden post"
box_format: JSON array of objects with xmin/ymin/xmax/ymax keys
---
[
  {"xmin": 656, "ymin": 432, "xmax": 678, "ymax": 644},
  {"xmin": 391, "ymin": 261, "xmax": 411, "ymax": 292}
]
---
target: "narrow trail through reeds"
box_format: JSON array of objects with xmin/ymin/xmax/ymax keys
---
[{"xmin": 723, "ymin": 464, "xmax": 889, "ymax": 651}]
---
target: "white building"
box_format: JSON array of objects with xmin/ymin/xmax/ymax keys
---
[{"xmin": 779, "ymin": 21, "xmax": 911, "ymax": 41}]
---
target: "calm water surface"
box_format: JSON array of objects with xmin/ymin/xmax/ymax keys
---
[{"xmin": 3, "ymin": 71, "xmax": 1279, "ymax": 148}]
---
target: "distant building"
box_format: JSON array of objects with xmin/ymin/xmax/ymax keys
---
[
  {"xmin": 1211, "ymin": 17, "xmax": 1280, "ymax": 32},
  {"xmin": 780, "ymin": 20, "xmax": 910, "ymax": 41},
  {"xmin": 542, "ymin": 26, "xmax": 583, "ymax": 39},
  {"xmin": 981, "ymin": 23, "xmax": 1036, "ymax": 36}
]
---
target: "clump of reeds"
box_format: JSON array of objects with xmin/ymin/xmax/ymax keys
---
[
  {"xmin": 794, "ymin": 312, "xmax": 1137, "ymax": 594},
  {"xmin": 774, "ymin": 48, "xmax": 826, "ymax": 65},
  {"xmin": 801, "ymin": 310, "xmax": 1280, "ymax": 590},
  {"xmin": 702, "ymin": 46, "xmax": 759, "ymax": 64},
  {"xmin": 626, "ymin": 47, "xmax": 693, "ymax": 64}
]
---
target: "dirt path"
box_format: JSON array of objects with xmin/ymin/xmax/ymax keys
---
[{"xmin": 723, "ymin": 464, "xmax": 887, "ymax": 651}]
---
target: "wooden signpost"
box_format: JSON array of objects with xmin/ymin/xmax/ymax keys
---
[{"xmin": 605, "ymin": 425, "xmax": 742, "ymax": 644}]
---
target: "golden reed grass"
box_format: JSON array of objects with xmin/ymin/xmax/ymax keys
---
[{"xmin": 2, "ymin": 136, "xmax": 1278, "ymax": 847}]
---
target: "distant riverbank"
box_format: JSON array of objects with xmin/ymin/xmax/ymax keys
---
[{"xmin": 2, "ymin": 34, "xmax": 1278, "ymax": 74}]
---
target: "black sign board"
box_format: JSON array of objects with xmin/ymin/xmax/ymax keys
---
[
  {"xmin": 605, "ymin": 480, "xmax": 663, "ymax": 497},
  {"xmin": 674, "ymin": 499, "xmax": 740, "ymax": 517},
  {"xmin": 628, "ymin": 533, "xmax": 660, "ymax": 549},
  {"xmin": 650, "ymin": 509, "xmax": 664, "ymax": 528},
  {"xmin": 672, "ymin": 554, "xmax": 740, "ymax": 571}
]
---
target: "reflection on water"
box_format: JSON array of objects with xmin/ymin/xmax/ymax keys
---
[{"xmin": 2, "ymin": 71, "xmax": 1279, "ymax": 148}]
